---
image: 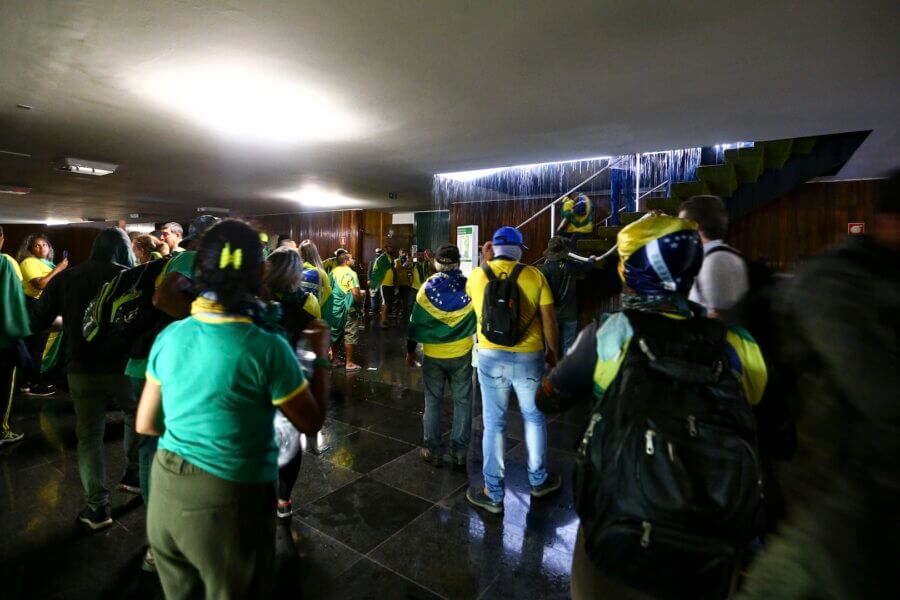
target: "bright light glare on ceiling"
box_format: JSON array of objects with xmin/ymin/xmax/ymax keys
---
[
  {"xmin": 437, "ymin": 155, "xmax": 613, "ymax": 182},
  {"xmin": 131, "ymin": 60, "xmax": 365, "ymax": 145},
  {"xmin": 281, "ymin": 184, "xmax": 366, "ymax": 209}
]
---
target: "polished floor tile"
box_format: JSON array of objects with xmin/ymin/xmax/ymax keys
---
[
  {"xmin": 369, "ymin": 447, "xmax": 468, "ymax": 503},
  {"xmin": 297, "ymin": 476, "xmax": 432, "ymax": 554},
  {"xmin": 319, "ymin": 429, "xmax": 415, "ymax": 474},
  {"xmin": 370, "ymin": 505, "xmax": 522, "ymax": 599},
  {"xmin": 316, "ymin": 557, "xmax": 442, "ymax": 600},
  {"xmin": 1, "ymin": 325, "xmax": 579, "ymax": 599},
  {"xmin": 288, "ymin": 451, "xmax": 363, "ymax": 507}
]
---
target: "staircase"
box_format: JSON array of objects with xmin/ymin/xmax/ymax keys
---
[{"xmin": 575, "ymin": 130, "xmax": 870, "ymax": 258}]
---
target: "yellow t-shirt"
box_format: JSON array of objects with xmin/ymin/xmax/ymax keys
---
[
  {"xmin": 381, "ymin": 260, "xmax": 395, "ymax": 287},
  {"xmin": 466, "ymin": 259, "xmax": 554, "ymax": 353},
  {"xmin": 394, "ymin": 258, "xmax": 411, "ymax": 286},
  {"xmin": 20, "ymin": 256, "xmax": 54, "ymax": 299},
  {"xmin": 3, "ymin": 253, "xmax": 23, "ymax": 281}
]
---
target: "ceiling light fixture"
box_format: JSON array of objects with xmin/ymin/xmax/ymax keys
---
[
  {"xmin": 281, "ymin": 184, "xmax": 366, "ymax": 209},
  {"xmin": 55, "ymin": 157, "xmax": 118, "ymax": 176},
  {"xmin": 130, "ymin": 58, "xmax": 367, "ymax": 145}
]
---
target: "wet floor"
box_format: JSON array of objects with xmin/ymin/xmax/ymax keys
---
[{"xmin": 0, "ymin": 314, "xmax": 587, "ymax": 599}]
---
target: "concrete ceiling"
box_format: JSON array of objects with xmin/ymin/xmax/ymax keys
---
[{"xmin": 1, "ymin": 0, "xmax": 898, "ymax": 223}]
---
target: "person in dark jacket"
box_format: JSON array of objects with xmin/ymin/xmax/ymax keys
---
[
  {"xmin": 738, "ymin": 172, "xmax": 900, "ymax": 599},
  {"xmin": 540, "ymin": 236, "xmax": 595, "ymax": 356},
  {"xmin": 30, "ymin": 227, "xmax": 138, "ymax": 531}
]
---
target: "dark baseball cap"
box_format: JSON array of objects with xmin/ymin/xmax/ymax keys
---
[{"xmin": 435, "ymin": 244, "xmax": 461, "ymax": 264}]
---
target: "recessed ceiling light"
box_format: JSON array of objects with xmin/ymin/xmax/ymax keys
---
[
  {"xmin": 130, "ymin": 58, "xmax": 367, "ymax": 146},
  {"xmin": 55, "ymin": 158, "xmax": 118, "ymax": 176},
  {"xmin": 281, "ymin": 184, "xmax": 366, "ymax": 208}
]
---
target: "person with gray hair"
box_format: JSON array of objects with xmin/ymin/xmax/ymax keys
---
[
  {"xmin": 159, "ymin": 222, "xmax": 184, "ymax": 254},
  {"xmin": 679, "ymin": 195, "xmax": 748, "ymax": 318}
]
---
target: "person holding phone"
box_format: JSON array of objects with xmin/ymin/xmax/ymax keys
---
[{"xmin": 17, "ymin": 233, "xmax": 68, "ymax": 396}]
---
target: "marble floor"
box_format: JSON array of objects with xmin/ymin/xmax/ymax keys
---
[{"xmin": 0, "ymin": 315, "xmax": 588, "ymax": 599}]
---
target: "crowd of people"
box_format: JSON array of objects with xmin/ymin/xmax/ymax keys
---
[{"xmin": 0, "ymin": 173, "xmax": 897, "ymax": 599}]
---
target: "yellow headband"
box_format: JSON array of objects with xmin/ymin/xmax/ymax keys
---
[{"xmin": 219, "ymin": 243, "xmax": 243, "ymax": 270}]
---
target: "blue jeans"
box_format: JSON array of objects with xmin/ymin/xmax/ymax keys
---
[
  {"xmin": 559, "ymin": 319, "xmax": 578, "ymax": 357},
  {"xmin": 476, "ymin": 349, "xmax": 548, "ymax": 502}
]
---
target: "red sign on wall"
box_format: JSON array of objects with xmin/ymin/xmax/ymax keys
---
[{"xmin": 848, "ymin": 222, "xmax": 865, "ymax": 235}]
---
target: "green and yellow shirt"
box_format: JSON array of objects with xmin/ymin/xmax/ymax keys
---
[{"xmin": 147, "ymin": 297, "xmax": 306, "ymax": 484}]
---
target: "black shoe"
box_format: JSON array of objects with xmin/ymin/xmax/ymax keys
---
[
  {"xmin": 26, "ymin": 382, "xmax": 55, "ymax": 397},
  {"xmin": 466, "ymin": 488, "xmax": 503, "ymax": 515},
  {"xmin": 117, "ymin": 473, "xmax": 141, "ymax": 495},
  {"xmin": 419, "ymin": 447, "xmax": 442, "ymax": 468},
  {"xmin": 449, "ymin": 454, "xmax": 466, "ymax": 471},
  {"xmin": 78, "ymin": 505, "xmax": 113, "ymax": 532},
  {"xmin": 531, "ymin": 473, "xmax": 562, "ymax": 498}
]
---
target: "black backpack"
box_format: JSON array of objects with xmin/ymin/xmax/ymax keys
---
[
  {"xmin": 480, "ymin": 262, "xmax": 531, "ymax": 347},
  {"xmin": 83, "ymin": 258, "xmax": 170, "ymax": 355},
  {"xmin": 575, "ymin": 310, "xmax": 763, "ymax": 600}
]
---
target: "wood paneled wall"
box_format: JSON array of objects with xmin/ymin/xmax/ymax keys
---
[
  {"xmin": 251, "ymin": 209, "xmax": 393, "ymax": 277},
  {"xmin": 0, "ymin": 223, "xmax": 111, "ymax": 265},
  {"xmin": 728, "ymin": 180, "xmax": 878, "ymax": 269},
  {"xmin": 450, "ymin": 198, "xmax": 554, "ymax": 265}
]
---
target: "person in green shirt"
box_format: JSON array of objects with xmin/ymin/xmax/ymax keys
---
[
  {"xmin": 329, "ymin": 253, "xmax": 362, "ymax": 371},
  {"xmin": 1, "ymin": 225, "xmax": 29, "ymax": 446},
  {"xmin": 136, "ymin": 220, "xmax": 330, "ymax": 600}
]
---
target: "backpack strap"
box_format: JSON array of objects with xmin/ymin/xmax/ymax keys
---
[
  {"xmin": 482, "ymin": 262, "xmax": 497, "ymax": 280},
  {"xmin": 508, "ymin": 262, "xmax": 525, "ymax": 284}
]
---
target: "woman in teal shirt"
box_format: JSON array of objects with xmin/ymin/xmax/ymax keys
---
[{"xmin": 136, "ymin": 220, "xmax": 330, "ymax": 600}]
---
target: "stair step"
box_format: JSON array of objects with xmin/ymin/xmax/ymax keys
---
[
  {"xmin": 790, "ymin": 136, "xmax": 817, "ymax": 155},
  {"xmin": 645, "ymin": 197, "xmax": 682, "ymax": 215},
  {"xmin": 670, "ymin": 180, "xmax": 710, "ymax": 201},
  {"xmin": 620, "ymin": 211, "xmax": 645, "ymax": 225},
  {"xmin": 757, "ymin": 139, "xmax": 794, "ymax": 170},
  {"xmin": 595, "ymin": 226, "xmax": 622, "ymax": 239},
  {"xmin": 576, "ymin": 238, "xmax": 617, "ymax": 254},
  {"xmin": 697, "ymin": 163, "xmax": 738, "ymax": 198},
  {"xmin": 726, "ymin": 147, "xmax": 765, "ymax": 185}
]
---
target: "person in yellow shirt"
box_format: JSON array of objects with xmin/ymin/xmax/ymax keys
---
[
  {"xmin": 464, "ymin": 226, "xmax": 561, "ymax": 514},
  {"xmin": 393, "ymin": 248, "xmax": 412, "ymax": 318},
  {"xmin": 18, "ymin": 233, "xmax": 68, "ymax": 397},
  {"xmin": 558, "ymin": 193, "xmax": 594, "ymax": 240},
  {"xmin": 329, "ymin": 253, "xmax": 362, "ymax": 371}
]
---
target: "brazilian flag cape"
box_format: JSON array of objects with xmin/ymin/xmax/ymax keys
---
[
  {"xmin": 368, "ymin": 252, "xmax": 393, "ymax": 289},
  {"xmin": 0, "ymin": 256, "xmax": 29, "ymax": 350},
  {"xmin": 303, "ymin": 262, "xmax": 334, "ymax": 330},
  {"xmin": 407, "ymin": 270, "xmax": 476, "ymax": 346},
  {"xmin": 328, "ymin": 267, "xmax": 358, "ymax": 341}
]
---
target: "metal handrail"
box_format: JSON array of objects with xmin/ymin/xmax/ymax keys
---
[
  {"xmin": 636, "ymin": 179, "xmax": 669, "ymax": 210},
  {"xmin": 516, "ymin": 156, "xmax": 623, "ymax": 230},
  {"xmin": 602, "ymin": 179, "xmax": 669, "ymax": 226}
]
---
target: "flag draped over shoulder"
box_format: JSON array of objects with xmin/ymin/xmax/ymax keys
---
[
  {"xmin": 302, "ymin": 262, "xmax": 334, "ymax": 330},
  {"xmin": 328, "ymin": 266, "xmax": 358, "ymax": 341},
  {"xmin": 1, "ymin": 257, "xmax": 29, "ymax": 348},
  {"xmin": 408, "ymin": 270, "xmax": 475, "ymax": 345},
  {"xmin": 369, "ymin": 252, "xmax": 393, "ymax": 289}
]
